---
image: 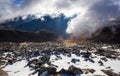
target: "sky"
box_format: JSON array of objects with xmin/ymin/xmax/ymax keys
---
[{"xmin": 0, "ymin": 0, "xmax": 120, "ymax": 38}]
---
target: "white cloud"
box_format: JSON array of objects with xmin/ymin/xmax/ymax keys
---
[
  {"xmin": 66, "ymin": 0, "xmax": 120, "ymax": 38},
  {"xmin": 0, "ymin": 0, "xmax": 93, "ymax": 22}
]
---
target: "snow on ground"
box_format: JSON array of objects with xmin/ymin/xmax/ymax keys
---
[
  {"xmin": 50, "ymin": 54, "xmax": 120, "ymax": 76},
  {"xmin": 3, "ymin": 60, "xmax": 38, "ymax": 76},
  {"xmin": 2, "ymin": 48, "xmax": 120, "ymax": 76},
  {"xmin": 103, "ymin": 59, "xmax": 120, "ymax": 73},
  {"xmin": 2, "ymin": 53, "xmax": 120, "ymax": 76}
]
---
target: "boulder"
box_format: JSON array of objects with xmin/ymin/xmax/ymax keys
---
[
  {"xmin": 41, "ymin": 55, "xmax": 50, "ymax": 63},
  {"xmin": 47, "ymin": 67, "xmax": 57, "ymax": 75},
  {"xmin": 68, "ymin": 65, "xmax": 83, "ymax": 75},
  {"xmin": 71, "ymin": 59, "xmax": 80, "ymax": 63}
]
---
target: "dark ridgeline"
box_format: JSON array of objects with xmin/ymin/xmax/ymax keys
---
[
  {"xmin": 92, "ymin": 20, "xmax": 120, "ymax": 43},
  {"xmin": 0, "ymin": 28, "xmax": 59, "ymax": 42},
  {"xmin": 71, "ymin": 19, "xmax": 120, "ymax": 43}
]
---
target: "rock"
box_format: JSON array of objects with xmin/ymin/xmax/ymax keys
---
[
  {"xmin": 41, "ymin": 55, "xmax": 50, "ymax": 63},
  {"xmin": 1, "ymin": 49, "xmax": 13, "ymax": 53},
  {"xmin": 95, "ymin": 48, "xmax": 105, "ymax": 56},
  {"xmin": 59, "ymin": 68, "xmax": 67, "ymax": 74},
  {"xmin": 101, "ymin": 57, "xmax": 108, "ymax": 62},
  {"xmin": 55, "ymin": 55, "xmax": 62, "ymax": 60},
  {"xmin": 30, "ymin": 66, "xmax": 47, "ymax": 76},
  {"xmin": 68, "ymin": 65, "xmax": 83, "ymax": 75},
  {"xmin": 84, "ymin": 70, "xmax": 89, "ymax": 74},
  {"xmin": 26, "ymin": 59, "xmax": 44, "ymax": 68},
  {"xmin": 53, "ymin": 51, "xmax": 60, "ymax": 56},
  {"xmin": 101, "ymin": 70, "xmax": 120, "ymax": 76},
  {"xmin": 47, "ymin": 67, "xmax": 57, "ymax": 75},
  {"xmin": 83, "ymin": 69, "xmax": 95, "ymax": 74},
  {"xmin": 98, "ymin": 48, "xmax": 105, "ymax": 53},
  {"xmin": 67, "ymin": 62, "xmax": 70, "ymax": 64},
  {"xmin": 38, "ymin": 66, "xmax": 47, "ymax": 76},
  {"xmin": 34, "ymin": 60, "xmax": 45, "ymax": 69},
  {"xmin": 57, "ymin": 48, "xmax": 66, "ymax": 53},
  {"xmin": 0, "ymin": 60, "xmax": 6, "ymax": 66},
  {"xmin": 106, "ymin": 54, "xmax": 113, "ymax": 59},
  {"xmin": 59, "ymin": 66, "xmax": 83, "ymax": 75},
  {"xmin": 81, "ymin": 51, "xmax": 91, "ymax": 58},
  {"xmin": 76, "ymin": 51, "xmax": 81, "ymax": 56},
  {"xmin": 89, "ymin": 69, "xmax": 95, "ymax": 73},
  {"xmin": 84, "ymin": 58, "xmax": 95, "ymax": 63},
  {"xmin": 106, "ymin": 66, "xmax": 111, "ymax": 69},
  {"xmin": 41, "ymin": 50, "xmax": 51, "ymax": 55},
  {"xmin": 109, "ymin": 54, "xmax": 118, "ymax": 59},
  {"xmin": 33, "ymin": 51, "xmax": 40, "ymax": 57},
  {"xmin": 67, "ymin": 53, "xmax": 71, "ymax": 57},
  {"xmin": 7, "ymin": 59, "xmax": 13, "ymax": 65},
  {"xmin": 118, "ymin": 57, "xmax": 120, "ymax": 60},
  {"xmin": 55, "ymin": 73, "xmax": 62, "ymax": 76},
  {"xmin": 88, "ymin": 58, "xmax": 95, "ymax": 63},
  {"xmin": 98, "ymin": 60, "xmax": 104, "ymax": 66},
  {"xmin": 71, "ymin": 58, "xmax": 80, "ymax": 63}
]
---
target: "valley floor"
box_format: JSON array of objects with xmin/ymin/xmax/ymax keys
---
[{"xmin": 0, "ymin": 42, "xmax": 120, "ymax": 76}]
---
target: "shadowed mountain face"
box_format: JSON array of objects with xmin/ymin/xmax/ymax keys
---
[
  {"xmin": 0, "ymin": 29, "xmax": 59, "ymax": 42},
  {"xmin": 0, "ymin": 14, "xmax": 70, "ymax": 38},
  {"xmin": 70, "ymin": 20, "xmax": 120, "ymax": 43},
  {"xmin": 92, "ymin": 24, "xmax": 120, "ymax": 43}
]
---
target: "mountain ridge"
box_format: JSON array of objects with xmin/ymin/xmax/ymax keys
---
[{"xmin": 0, "ymin": 28, "xmax": 59, "ymax": 42}]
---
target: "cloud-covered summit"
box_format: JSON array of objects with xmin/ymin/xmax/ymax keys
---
[
  {"xmin": 0, "ymin": 0, "xmax": 120, "ymax": 38},
  {"xmin": 66, "ymin": 0, "xmax": 120, "ymax": 38}
]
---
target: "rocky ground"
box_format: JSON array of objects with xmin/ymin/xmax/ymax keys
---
[{"xmin": 0, "ymin": 41, "xmax": 120, "ymax": 76}]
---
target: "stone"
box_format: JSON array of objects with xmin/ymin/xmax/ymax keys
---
[
  {"xmin": 67, "ymin": 53, "xmax": 71, "ymax": 57},
  {"xmin": 101, "ymin": 70, "xmax": 120, "ymax": 76},
  {"xmin": 41, "ymin": 55, "xmax": 50, "ymax": 63},
  {"xmin": 88, "ymin": 58, "xmax": 95, "ymax": 63},
  {"xmin": 98, "ymin": 60, "xmax": 104, "ymax": 66},
  {"xmin": 59, "ymin": 68, "xmax": 67, "ymax": 74},
  {"xmin": 89, "ymin": 69, "xmax": 95, "ymax": 73},
  {"xmin": 101, "ymin": 57, "xmax": 108, "ymax": 62},
  {"xmin": 33, "ymin": 51, "xmax": 40, "ymax": 57},
  {"xmin": 83, "ymin": 69, "xmax": 95, "ymax": 74},
  {"xmin": 26, "ymin": 59, "xmax": 44, "ymax": 68},
  {"xmin": 81, "ymin": 51, "xmax": 91, "ymax": 58},
  {"xmin": 68, "ymin": 65, "xmax": 83, "ymax": 75},
  {"xmin": 0, "ymin": 60, "xmax": 6, "ymax": 66},
  {"xmin": 7, "ymin": 59, "xmax": 13, "ymax": 65},
  {"xmin": 71, "ymin": 58, "xmax": 80, "ymax": 63},
  {"xmin": 47, "ymin": 67, "xmax": 57, "ymax": 75}
]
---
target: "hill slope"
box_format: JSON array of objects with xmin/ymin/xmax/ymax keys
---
[{"xmin": 0, "ymin": 29, "xmax": 59, "ymax": 42}]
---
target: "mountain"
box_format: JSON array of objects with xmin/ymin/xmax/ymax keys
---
[
  {"xmin": 0, "ymin": 14, "xmax": 70, "ymax": 38},
  {"xmin": 91, "ymin": 20, "xmax": 120, "ymax": 43},
  {"xmin": 0, "ymin": 28, "xmax": 59, "ymax": 42},
  {"xmin": 70, "ymin": 19, "xmax": 120, "ymax": 43}
]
